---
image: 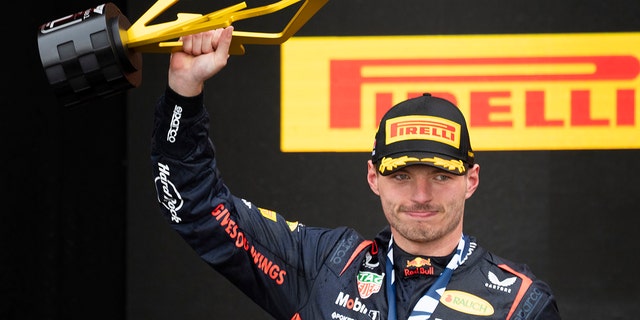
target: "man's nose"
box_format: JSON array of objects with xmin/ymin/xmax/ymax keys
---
[{"xmin": 411, "ymin": 178, "xmax": 434, "ymax": 203}]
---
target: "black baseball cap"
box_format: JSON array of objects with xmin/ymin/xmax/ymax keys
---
[{"xmin": 371, "ymin": 93, "xmax": 474, "ymax": 175}]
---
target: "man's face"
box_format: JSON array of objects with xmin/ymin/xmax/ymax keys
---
[{"xmin": 367, "ymin": 161, "xmax": 479, "ymax": 254}]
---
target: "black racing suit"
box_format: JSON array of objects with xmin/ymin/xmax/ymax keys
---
[{"xmin": 150, "ymin": 88, "xmax": 561, "ymax": 320}]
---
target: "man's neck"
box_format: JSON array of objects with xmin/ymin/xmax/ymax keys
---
[{"xmin": 391, "ymin": 230, "xmax": 462, "ymax": 257}]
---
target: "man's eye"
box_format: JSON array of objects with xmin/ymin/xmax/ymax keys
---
[
  {"xmin": 393, "ymin": 173, "xmax": 409, "ymax": 180},
  {"xmin": 435, "ymin": 175, "xmax": 451, "ymax": 181}
]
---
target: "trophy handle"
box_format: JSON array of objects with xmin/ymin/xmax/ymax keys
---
[{"xmin": 126, "ymin": 0, "xmax": 329, "ymax": 55}]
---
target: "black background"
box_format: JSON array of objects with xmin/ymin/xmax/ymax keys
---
[{"xmin": 6, "ymin": 0, "xmax": 640, "ymax": 319}]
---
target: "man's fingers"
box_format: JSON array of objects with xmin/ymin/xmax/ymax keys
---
[
  {"xmin": 180, "ymin": 27, "xmax": 232, "ymax": 56},
  {"xmin": 181, "ymin": 34, "xmax": 192, "ymax": 54},
  {"xmin": 214, "ymin": 26, "xmax": 234, "ymax": 59},
  {"xmin": 191, "ymin": 32, "xmax": 204, "ymax": 55}
]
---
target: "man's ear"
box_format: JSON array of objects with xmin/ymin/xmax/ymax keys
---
[
  {"xmin": 465, "ymin": 164, "xmax": 480, "ymax": 199},
  {"xmin": 367, "ymin": 160, "xmax": 380, "ymax": 196}
]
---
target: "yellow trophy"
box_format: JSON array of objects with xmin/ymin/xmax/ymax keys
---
[{"xmin": 37, "ymin": 0, "xmax": 328, "ymax": 107}]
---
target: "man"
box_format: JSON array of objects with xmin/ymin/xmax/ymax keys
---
[{"xmin": 151, "ymin": 27, "xmax": 561, "ymax": 319}]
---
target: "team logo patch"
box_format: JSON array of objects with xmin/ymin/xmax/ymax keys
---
[
  {"xmin": 406, "ymin": 257, "xmax": 431, "ymax": 268},
  {"xmin": 403, "ymin": 257, "xmax": 435, "ymax": 278},
  {"xmin": 486, "ymin": 271, "xmax": 517, "ymax": 293},
  {"xmin": 155, "ymin": 162, "xmax": 183, "ymax": 223},
  {"xmin": 385, "ymin": 115, "xmax": 461, "ymax": 148},
  {"xmin": 440, "ymin": 290, "xmax": 494, "ymax": 316},
  {"xmin": 357, "ymin": 271, "xmax": 384, "ymax": 299}
]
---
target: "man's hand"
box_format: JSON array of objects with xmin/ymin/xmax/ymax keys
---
[{"xmin": 168, "ymin": 26, "xmax": 234, "ymax": 97}]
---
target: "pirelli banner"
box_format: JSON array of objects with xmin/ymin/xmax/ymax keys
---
[{"xmin": 281, "ymin": 33, "xmax": 640, "ymax": 152}]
